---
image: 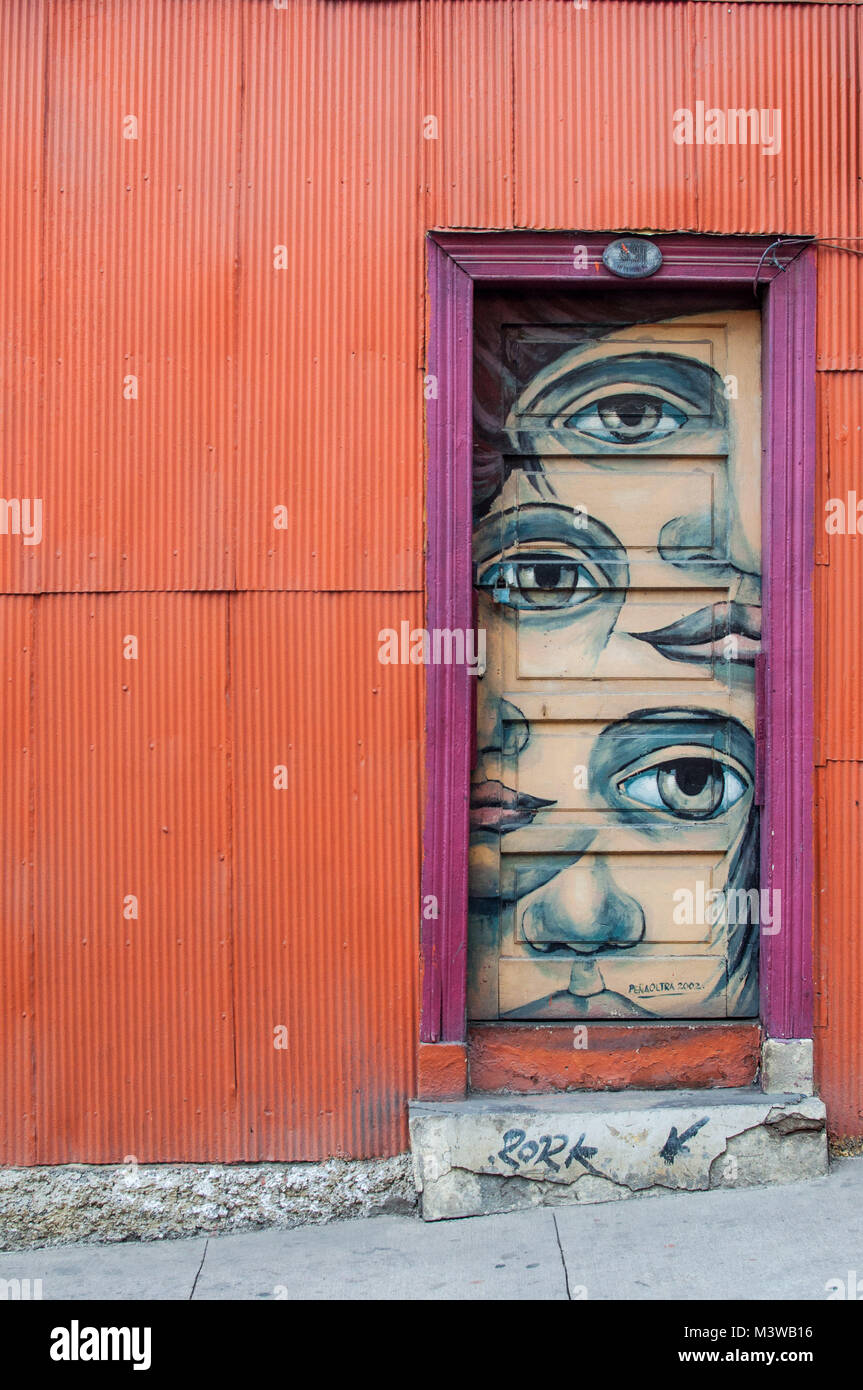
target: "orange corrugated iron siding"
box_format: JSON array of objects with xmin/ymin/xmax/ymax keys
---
[
  {"xmin": 815, "ymin": 763, "xmax": 863, "ymax": 1138},
  {"xmin": 815, "ymin": 372, "xmax": 863, "ymax": 760},
  {"xmin": 0, "ymin": 0, "xmax": 862, "ymax": 1161},
  {"xmin": 42, "ymin": 0, "xmax": 242, "ymax": 593},
  {"xmin": 0, "ymin": 0, "xmax": 44, "ymax": 600},
  {"xmin": 236, "ymin": 0, "xmax": 424, "ymax": 592},
  {"xmin": 0, "ymin": 598, "xmax": 34, "ymax": 1164},
  {"xmin": 423, "ymin": 0, "xmax": 514, "ymax": 230},
  {"xmin": 688, "ymin": 2, "xmax": 860, "ymax": 237},
  {"xmin": 230, "ymin": 593, "xmax": 421, "ymax": 1158},
  {"xmin": 33, "ymin": 595, "xmax": 236, "ymax": 1160},
  {"xmin": 514, "ymin": 0, "xmax": 698, "ymax": 232}
]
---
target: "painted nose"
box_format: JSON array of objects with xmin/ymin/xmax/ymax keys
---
[
  {"xmin": 658, "ymin": 513, "xmax": 762, "ymax": 602},
  {"xmin": 476, "ymin": 695, "xmax": 528, "ymax": 761},
  {"xmin": 657, "ymin": 508, "xmax": 714, "ymax": 562},
  {"xmin": 519, "ymin": 858, "xmax": 644, "ymax": 953}
]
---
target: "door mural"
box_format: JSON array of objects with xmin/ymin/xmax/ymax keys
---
[{"xmin": 469, "ymin": 299, "xmax": 762, "ymax": 1021}]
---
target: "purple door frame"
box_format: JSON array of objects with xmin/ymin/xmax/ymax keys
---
[{"xmin": 421, "ymin": 231, "xmax": 816, "ymax": 1046}]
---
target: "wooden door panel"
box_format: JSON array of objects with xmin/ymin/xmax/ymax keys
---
[{"xmin": 469, "ymin": 308, "xmax": 761, "ymax": 1021}]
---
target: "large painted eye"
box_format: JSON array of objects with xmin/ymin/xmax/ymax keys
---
[
  {"xmin": 478, "ymin": 553, "xmax": 606, "ymax": 610},
  {"xmin": 566, "ymin": 393, "xmax": 687, "ymax": 444},
  {"xmin": 618, "ymin": 756, "xmax": 748, "ymax": 820}
]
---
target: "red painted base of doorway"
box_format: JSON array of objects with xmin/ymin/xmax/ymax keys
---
[
  {"xmin": 416, "ymin": 1041, "xmax": 468, "ymax": 1100},
  {"xmin": 468, "ymin": 1022, "xmax": 761, "ymax": 1094}
]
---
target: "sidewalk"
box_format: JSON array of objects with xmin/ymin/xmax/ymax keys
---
[{"xmin": 2, "ymin": 1156, "xmax": 862, "ymax": 1301}]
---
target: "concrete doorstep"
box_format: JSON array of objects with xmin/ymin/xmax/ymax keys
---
[
  {"xmin": 410, "ymin": 1088, "xmax": 827, "ymax": 1221},
  {"xmin": 0, "ymin": 1156, "xmax": 859, "ymax": 1301}
]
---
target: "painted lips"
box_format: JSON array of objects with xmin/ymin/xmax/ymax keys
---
[
  {"xmin": 470, "ymin": 779, "xmax": 555, "ymax": 832},
  {"xmin": 631, "ymin": 601, "xmax": 761, "ymax": 665}
]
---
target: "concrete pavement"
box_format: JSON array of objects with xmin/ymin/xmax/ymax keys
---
[{"xmin": 1, "ymin": 1156, "xmax": 861, "ymax": 1301}]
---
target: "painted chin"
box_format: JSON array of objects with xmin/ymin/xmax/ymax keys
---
[{"xmin": 504, "ymin": 989, "xmax": 654, "ymax": 1020}]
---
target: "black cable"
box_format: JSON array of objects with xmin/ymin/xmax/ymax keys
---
[
  {"xmin": 752, "ymin": 235, "xmax": 863, "ymax": 296},
  {"xmin": 752, "ymin": 237, "xmax": 813, "ymax": 296}
]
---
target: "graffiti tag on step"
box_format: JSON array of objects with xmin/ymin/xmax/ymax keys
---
[{"xmin": 487, "ymin": 1118, "xmax": 711, "ymax": 1175}]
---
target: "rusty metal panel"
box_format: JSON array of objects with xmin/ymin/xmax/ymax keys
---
[
  {"xmin": 235, "ymin": 0, "xmax": 423, "ymax": 592},
  {"xmin": 513, "ymin": 0, "xmax": 697, "ymax": 232},
  {"xmin": 230, "ymin": 593, "xmax": 421, "ymax": 1159},
  {"xmin": 0, "ymin": 0, "xmax": 45, "ymax": 596},
  {"xmin": 815, "ymin": 372, "xmax": 863, "ymax": 760},
  {"xmin": 33, "ymin": 596, "xmax": 236, "ymax": 1162},
  {"xmin": 0, "ymin": 599, "xmax": 35, "ymax": 1163},
  {"xmin": 40, "ymin": 0, "xmax": 241, "ymax": 592},
  {"xmin": 815, "ymin": 762, "xmax": 863, "ymax": 1138},
  {"xmin": 817, "ymin": 247, "xmax": 863, "ymax": 373},
  {"xmin": 690, "ymin": 2, "xmax": 861, "ymax": 238},
  {"xmin": 422, "ymin": 0, "xmax": 513, "ymax": 230}
]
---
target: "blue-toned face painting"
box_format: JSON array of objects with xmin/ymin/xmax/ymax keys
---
[{"xmin": 469, "ymin": 310, "xmax": 762, "ymax": 1020}]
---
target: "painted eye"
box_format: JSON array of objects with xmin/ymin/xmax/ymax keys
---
[
  {"xmin": 618, "ymin": 756, "xmax": 748, "ymax": 820},
  {"xmin": 565, "ymin": 393, "xmax": 687, "ymax": 444},
  {"xmin": 478, "ymin": 554, "xmax": 604, "ymax": 610}
]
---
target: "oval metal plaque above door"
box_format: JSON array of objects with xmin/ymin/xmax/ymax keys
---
[{"xmin": 602, "ymin": 237, "xmax": 663, "ymax": 278}]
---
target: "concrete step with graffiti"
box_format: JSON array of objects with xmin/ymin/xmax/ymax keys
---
[{"xmin": 410, "ymin": 1087, "xmax": 827, "ymax": 1220}]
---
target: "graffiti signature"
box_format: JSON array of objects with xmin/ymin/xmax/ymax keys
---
[
  {"xmin": 489, "ymin": 1128, "xmax": 601, "ymax": 1176},
  {"xmin": 488, "ymin": 1118, "xmax": 711, "ymax": 1175}
]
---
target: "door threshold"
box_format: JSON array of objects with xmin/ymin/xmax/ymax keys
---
[{"xmin": 467, "ymin": 1020, "xmax": 762, "ymax": 1094}]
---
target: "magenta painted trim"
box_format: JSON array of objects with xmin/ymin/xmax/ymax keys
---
[
  {"xmin": 761, "ymin": 246, "xmax": 817, "ymax": 1038},
  {"xmin": 421, "ymin": 242, "xmax": 474, "ymax": 1040},
  {"xmin": 430, "ymin": 232, "xmax": 780, "ymax": 284},
  {"xmin": 422, "ymin": 231, "xmax": 815, "ymax": 1044}
]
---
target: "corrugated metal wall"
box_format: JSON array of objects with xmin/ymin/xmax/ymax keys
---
[{"xmin": 1, "ymin": 0, "xmax": 861, "ymax": 1161}]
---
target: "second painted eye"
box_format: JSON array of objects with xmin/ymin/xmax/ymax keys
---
[
  {"xmin": 565, "ymin": 393, "xmax": 687, "ymax": 444},
  {"xmin": 618, "ymin": 756, "xmax": 747, "ymax": 820},
  {"xmin": 478, "ymin": 555, "xmax": 604, "ymax": 610}
]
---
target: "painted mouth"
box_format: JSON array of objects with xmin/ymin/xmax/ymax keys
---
[
  {"xmin": 470, "ymin": 779, "xmax": 556, "ymax": 833},
  {"xmin": 631, "ymin": 601, "xmax": 761, "ymax": 665}
]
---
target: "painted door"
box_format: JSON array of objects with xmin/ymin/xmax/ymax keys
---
[{"xmin": 469, "ymin": 307, "xmax": 762, "ymax": 1020}]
